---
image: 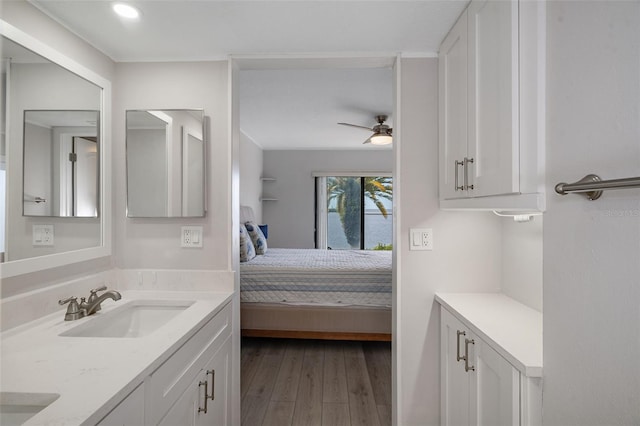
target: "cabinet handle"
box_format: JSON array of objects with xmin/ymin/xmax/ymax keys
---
[
  {"xmin": 198, "ymin": 380, "xmax": 208, "ymax": 414},
  {"xmin": 207, "ymin": 369, "xmax": 215, "ymax": 401},
  {"xmin": 456, "ymin": 330, "xmax": 466, "ymax": 362},
  {"xmin": 464, "ymin": 338, "xmax": 475, "ymax": 372},
  {"xmin": 463, "ymin": 157, "xmax": 474, "ymax": 190},
  {"xmin": 454, "ymin": 160, "xmax": 465, "ymax": 191}
]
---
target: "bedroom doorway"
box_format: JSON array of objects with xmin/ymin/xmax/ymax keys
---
[{"xmin": 233, "ymin": 55, "xmax": 399, "ymax": 426}]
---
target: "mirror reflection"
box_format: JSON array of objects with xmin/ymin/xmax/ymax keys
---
[
  {"xmin": 23, "ymin": 110, "xmax": 99, "ymax": 217},
  {"xmin": 1, "ymin": 35, "xmax": 102, "ymax": 263},
  {"xmin": 126, "ymin": 109, "xmax": 205, "ymax": 218}
]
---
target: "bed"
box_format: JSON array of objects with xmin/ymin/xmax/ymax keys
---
[{"xmin": 239, "ymin": 207, "xmax": 392, "ymax": 341}]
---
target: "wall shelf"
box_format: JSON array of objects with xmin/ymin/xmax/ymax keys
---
[{"xmin": 260, "ymin": 177, "xmax": 277, "ymax": 201}]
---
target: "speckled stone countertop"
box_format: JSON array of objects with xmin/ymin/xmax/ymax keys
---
[{"xmin": 0, "ymin": 290, "xmax": 233, "ymax": 425}]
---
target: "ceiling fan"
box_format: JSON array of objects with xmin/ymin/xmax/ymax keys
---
[{"xmin": 338, "ymin": 114, "xmax": 393, "ymax": 145}]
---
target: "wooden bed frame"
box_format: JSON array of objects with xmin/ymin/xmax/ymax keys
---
[{"xmin": 241, "ymin": 303, "xmax": 392, "ymax": 342}]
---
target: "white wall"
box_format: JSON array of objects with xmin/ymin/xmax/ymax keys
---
[
  {"xmin": 500, "ymin": 216, "xmax": 543, "ymax": 312},
  {"xmin": 113, "ymin": 61, "xmax": 230, "ymax": 271},
  {"xmin": 126, "ymin": 128, "xmax": 168, "ymax": 216},
  {"xmin": 395, "ymin": 58, "xmax": 505, "ymax": 425},
  {"xmin": 543, "ymin": 2, "xmax": 640, "ymax": 424},
  {"xmin": 262, "ymin": 149, "xmax": 392, "ymax": 248},
  {"xmin": 22, "ymin": 122, "xmax": 52, "ymax": 216},
  {"xmin": 239, "ymin": 131, "xmax": 263, "ymax": 223}
]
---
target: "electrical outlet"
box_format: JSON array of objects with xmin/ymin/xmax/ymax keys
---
[
  {"xmin": 181, "ymin": 226, "xmax": 203, "ymax": 248},
  {"xmin": 410, "ymin": 228, "xmax": 433, "ymax": 251},
  {"xmin": 33, "ymin": 225, "xmax": 54, "ymax": 246}
]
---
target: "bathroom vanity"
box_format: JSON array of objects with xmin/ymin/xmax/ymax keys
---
[{"xmin": 0, "ymin": 290, "xmax": 233, "ymax": 425}]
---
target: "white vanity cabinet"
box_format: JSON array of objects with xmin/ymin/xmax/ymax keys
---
[
  {"xmin": 96, "ymin": 301, "xmax": 232, "ymax": 426},
  {"xmin": 439, "ymin": 0, "xmax": 545, "ymax": 210},
  {"xmin": 437, "ymin": 293, "xmax": 542, "ymax": 426},
  {"xmin": 441, "ymin": 309, "xmax": 519, "ymax": 426},
  {"xmin": 148, "ymin": 302, "xmax": 232, "ymax": 426},
  {"xmin": 157, "ymin": 336, "xmax": 232, "ymax": 426},
  {"xmin": 97, "ymin": 385, "xmax": 145, "ymax": 426}
]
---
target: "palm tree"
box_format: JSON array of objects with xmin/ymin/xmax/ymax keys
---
[{"xmin": 327, "ymin": 176, "xmax": 393, "ymax": 248}]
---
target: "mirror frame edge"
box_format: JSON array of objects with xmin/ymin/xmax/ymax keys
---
[{"xmin": 0, "ymin": 20, "xmax": 112, "ymax": 279}]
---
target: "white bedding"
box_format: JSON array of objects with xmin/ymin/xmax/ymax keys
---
[{"xmin": 240, "ymin": 248, "xmax": 392, "ymax": 307}]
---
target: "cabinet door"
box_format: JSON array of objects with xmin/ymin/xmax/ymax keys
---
[
  {"xmin": 467, "ymin": 0, "xmax": 520, "ymax": 197},
  {"xmin": 157, "ymin": 379, "xmax": 198, "ymax": 426},
  {"xmin": 196, "ymin": 335, "xmax": 232, "ymax": 426},
  {"xmin": 440, "ymin": 308, "xmax": 471, "ymax": 426},
  {"xmin": 469, "ymin": 336, "xmax": 520, "ymax": 426},
  {"xmin": 439, "ymin": 10, "xmax": 469, "ymax": 200},
  {"xmin": 97, "ymin": 384, "xmax": 145, "ymax": 426}
]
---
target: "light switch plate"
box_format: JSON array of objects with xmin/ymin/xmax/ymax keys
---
[
  {"xmin": 409, "ymin": 228, "xmax": 433, "ymax": 251},
  {"xmin": 33, "ymin": 224, "xmax": 54, "ymax": 246},
  {"xmin": 181, "ymin": 226, "xmax": 203, "ymax": 248}
]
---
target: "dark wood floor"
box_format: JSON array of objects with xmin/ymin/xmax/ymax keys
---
[{"xmin": 241, "ymin": 337, "xmax": 392, "ymax": 426}]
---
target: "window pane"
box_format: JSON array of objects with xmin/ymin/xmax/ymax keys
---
[
  {"xmin": 364, "ymin": 177, "xmax": 393, "ymax": 250},
  {"xmin": 327, "ymin": 177, "xmax": 361, "ymax": 249}
]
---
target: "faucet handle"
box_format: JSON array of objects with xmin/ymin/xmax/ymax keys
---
[
  {"xmin": 58, "ymin": 297, "xmax": 85, "ymax": 321},
  {"xmin": 59, "ymin": 296, "xmax": 77, "ymax": 306},
  {"xmin": 90, "ymin": 285, "xmax": 107, "ymax": 295}
]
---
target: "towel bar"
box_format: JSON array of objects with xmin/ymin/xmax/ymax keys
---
[{"xmin": 555, "ymin": 174, "xmax": 640, "ymax": 200}]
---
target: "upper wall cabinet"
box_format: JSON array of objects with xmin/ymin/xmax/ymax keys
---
[{"xmin": 438, "ymin": 0, "xmax": 545, "ymax": 211}]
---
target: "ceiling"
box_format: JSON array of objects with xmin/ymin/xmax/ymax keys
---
[
  {"xmin": 240, "ymin": 65, "xmax": 394, "ymax": 150},
  {"xmin": 29, "ymin": 0, "xmax": 468, "ymax": 150}
]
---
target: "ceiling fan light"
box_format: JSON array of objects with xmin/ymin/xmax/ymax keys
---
[{"xmin": 370, "ymin": 134, "xmax": 393, "ymax": 145}]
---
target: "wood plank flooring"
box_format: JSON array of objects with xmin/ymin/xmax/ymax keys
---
[{"xmin": 241, "ymin": 338, "xmax": 391, "ymax": 426}]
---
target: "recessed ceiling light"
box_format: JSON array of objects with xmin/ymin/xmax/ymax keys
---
[{"xmin": 113, "ymin": 3, "xmax": 140, "ymax": 20}]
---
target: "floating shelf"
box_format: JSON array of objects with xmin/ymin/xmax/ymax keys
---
[
  {"xmin": 260, "ymin": 197, "xmax": 278, "ymax": 202},
  {"xmin": 260, "ymin": 177, "xmax": 276, "ymax": 182}
]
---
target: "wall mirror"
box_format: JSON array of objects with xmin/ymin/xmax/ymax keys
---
[
  {"xmin": 0, "ymin": 21, "xmax": 110, "ymax": 278},
  {"xmin": 126, "ymin": 109, "xmax": 205, "ymax": 218},
  {"xmin": 23, "ymin": 110, "xmax": 99, "ymax": 218}
]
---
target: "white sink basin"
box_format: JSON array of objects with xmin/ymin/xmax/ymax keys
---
[
  {"xmin": 59, "ymin": 300, "xmax": 195, "ymax": 338},
  {"xmin": 0, "ymin": 392, "xmax": 59, "ymax": 426}
]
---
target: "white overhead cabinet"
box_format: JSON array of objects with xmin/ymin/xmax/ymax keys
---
[{"xmin": 439, "ymin": 0, "xmax": 545, "ymax": 211}]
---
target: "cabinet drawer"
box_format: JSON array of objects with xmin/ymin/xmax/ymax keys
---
[{"xmin": 146, "ymin": 302, "xmax": 231, "ymax": 425}]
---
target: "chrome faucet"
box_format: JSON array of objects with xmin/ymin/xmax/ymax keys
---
[{"xmin": 58, "ymin": 285, "xmax": 122, "ymax": 321}]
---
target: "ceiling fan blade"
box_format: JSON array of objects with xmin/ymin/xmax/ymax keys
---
[
  {"xmin": 338, "ymin": 122, "xmax": 373, "ymax": 131},
  {"xmin": 362, "ymin": 136, "xmax": 372, "ymax": 144}
]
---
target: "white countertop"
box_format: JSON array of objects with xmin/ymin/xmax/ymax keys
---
[
  {"xmin": 435, "ymin": 292, "xmax": 542, "ymax": 377},
  {"xmin": 0, "ymin": 290, "xmax": 233, "ymax": 426}
]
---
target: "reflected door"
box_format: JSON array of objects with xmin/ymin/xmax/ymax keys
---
[{"xmin": 72, "ymin": 136, "xmax": 98, "ymax": 216}]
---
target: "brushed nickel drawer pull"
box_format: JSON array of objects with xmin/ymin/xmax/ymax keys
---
[
  {"xmin": 463, "ymin": 157, "xmax": 474, "ymax": 190},
  {"xmin": 464, "ymin": 338, "xmax": 475, "ymax": 372},
  {"xmin": 456, "ymin": 330, "xmax": 466, "ymax": 362},
  {"xmin": 198, "ymin": 380, "xmax": 208, "ymax": 413},
  {"xmin": 207, "ymin": 370, "xmax": 215, "ymax": 400},
  {"xmin": 455, "ymin": 160, "xmax": 464, "ymax": 191}
]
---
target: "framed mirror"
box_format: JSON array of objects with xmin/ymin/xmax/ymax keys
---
[
  {"xmin": 0, "ymin": 21, "xmax": 111, "ymax": 278},
  {"xmin": 126, "ymin": 109, "xmax": 205, "ymax": 218}
]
